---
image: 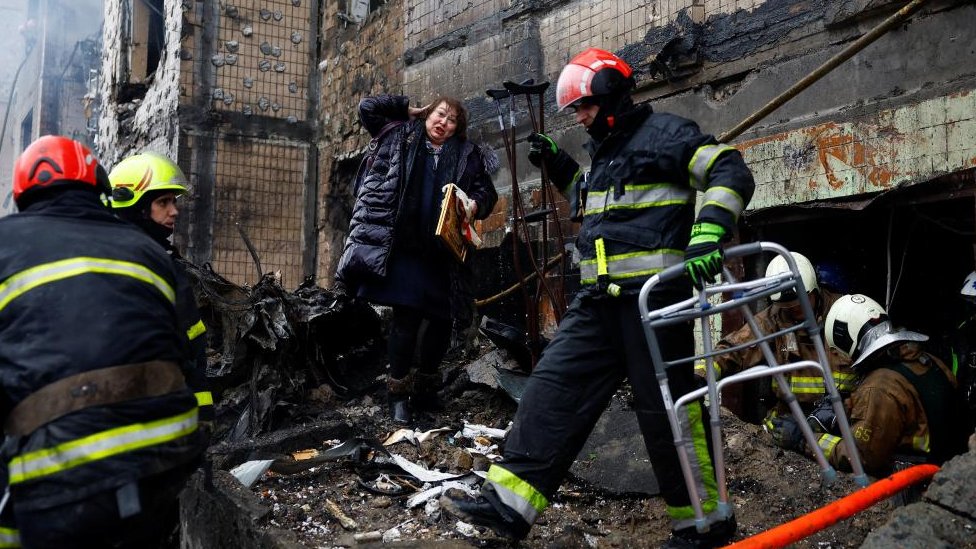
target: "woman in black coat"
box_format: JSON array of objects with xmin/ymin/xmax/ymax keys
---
[{"xmin": 336, "ymin": 94, "xmax": 498, "ymax": 424}]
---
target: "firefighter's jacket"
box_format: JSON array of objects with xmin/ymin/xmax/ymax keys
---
[
  {"xmin": 0, "ymin": 191, "xmax": 204, "ymax": 511},
  {"xmin": 814, "ymin": 343, "xmax": 961, "ymax": 475},
  {"xmin": 545, "ymin": 104, "xmax": 754, "ymax": 296},
  {"xmin": 704, "ymin": 289, "xmax": 857, "ymax": 409},
  {"xmin": 174, "ymin": 256, "xmax": 212, "ymax": 422}
]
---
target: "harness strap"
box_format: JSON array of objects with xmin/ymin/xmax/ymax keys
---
[{"xmin": 5, "ymin": 361, "xmax": 186, "ymax": 436}]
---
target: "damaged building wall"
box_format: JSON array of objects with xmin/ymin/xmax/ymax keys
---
[
  {"xmin": 0, "ymin": 0, "xmax": 27, "ymax": 214},
  {"xmin": 101, "ymin": 0, "xmax": 320, "ymax": 289},
  {"xmin": 98, "ymin": 0, "xmax": 184, "ymax": 162},
  {"xmin": 315, "ymin": 0, "xmax": 405, "ymax": 286},
  {"xmin": 0, "ymin": 0, "xmax": 100, "ymax": 216}
]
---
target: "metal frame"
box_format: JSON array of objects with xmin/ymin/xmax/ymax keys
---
[{"xmin": 638, "ymin": 241, "xmax": 869, "ymax": 533}]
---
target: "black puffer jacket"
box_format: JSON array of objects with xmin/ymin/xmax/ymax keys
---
[{"xmin": 336, "ymin": 95, "xmax": 497, "ymax": 291}]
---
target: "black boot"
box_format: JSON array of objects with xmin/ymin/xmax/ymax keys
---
[
  {"xmin": 662, "ymin": 515, "xmax": 737, "ymax": 548},
  {"xmin": 387, "ymin": 375, "xmax": 413, "ymax": 425},
  {"xmin": 440, "ymin": 484, "xmax": 531, "ymax": 541}
]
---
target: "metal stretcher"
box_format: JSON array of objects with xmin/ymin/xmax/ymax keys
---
[{"xmin": 638, "ymin": 241, "xmax": 869, "ymax": 533}]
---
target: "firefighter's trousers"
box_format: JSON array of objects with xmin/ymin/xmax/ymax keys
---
[{"xmin": 486, "ymin": 293, "xmax": 721, "ymax": 529}]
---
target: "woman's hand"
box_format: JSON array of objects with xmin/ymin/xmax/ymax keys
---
[{"xmin": 408, "ymin": 103, "xmax": 429, "ymax": 120}]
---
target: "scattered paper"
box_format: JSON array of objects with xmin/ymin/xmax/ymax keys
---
[
  {"xmin": 383, "ymin": 427, "xmax": 452, "ymax": 446},
  {"xmin": 461, "ymin": 422, "xmax": 509, "ymax": 440},
  {"xmin": 390, "ymin": 453, "xmax": 463, "ymax": 483}
]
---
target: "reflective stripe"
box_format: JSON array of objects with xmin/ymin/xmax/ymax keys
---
[
  {"xmin": 688, "ymin": 144, "xmax": 736, "ymax": 190},
  {"xmin": 195, "ymin": 391, "xmax": 214, "ymax": 407},
  {"xmin": 774, "ymin": 373, "xmax": 858, "ymax": 394},
  {"xmin": 0, "ymin": 257, "xmax": 175, "ymax": 313},
  {"xmin": 580, "ymin": 250, "xmax": 683, "ymax": 284},
  {"xmin": 702, "ymin": 186, "xmax": 745, "ymax": 221},
  {"xmin": 486, "ymin": 465, "xmax": 548, "ymax": 524},
  {"xmin": 186, "ymin": 319, "xmax": 207, "ymax": 341},
  {"xmin": 9, "ymin": 408, "xmax": 198, "ymax": 485},
  {"xmin": 667, "ymin": 404, "xmax": 719, "ymax": 520},
  {"xmin": 913, "ymin": 435, "xmax": 930, "ymax": 453},
  {"xmin": 0, "ymin": 527, "xmax": 19, "ymax": 548},
  {"xmin": 817, "ymin": 434, "xmax": 841, "ymax": 459},
  {"xmin": 595, "ymin": 238, "xmax": 609, "ymax": 278},
  {"xmin": 584, "ymin": 184, "xmax": 694, "ymax": 215},
  {"xmin": 833, "ymin": 372, "xmax": 858, "ymax": 392}
]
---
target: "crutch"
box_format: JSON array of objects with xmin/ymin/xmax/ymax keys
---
[
  {"xmin": 503, "ymin": 79, "xmax": 568, "ymax": 319},
  {"xmin": 638, "ymin": 241, "xmax": 868, "ymax": 533},
  {"xmin": 485, "ymin": 85, "xmax": 546, "ymax": 365}
]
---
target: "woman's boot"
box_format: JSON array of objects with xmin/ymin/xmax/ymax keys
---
[{"xmin": 387, "ymin": 374, "xmax": 413, "ymax": 424}]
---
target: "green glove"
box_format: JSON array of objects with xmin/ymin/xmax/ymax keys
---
[
  {"xmin": 527, "ymin": 133, "xmax": 558, "ymax": 168},
  {"xmin": 684, "ymin": 222, "xmax": 726, "ymax": 288}
]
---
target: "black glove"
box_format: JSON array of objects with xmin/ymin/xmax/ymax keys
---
[
  {"xmin": 764, "ymin": 412, "xmax": 805, "ymax": 451},
  {"xmin": 806, "ymin": 398, "xmax": 839, "ymax": 435},
  {"xmin": 684, "ymin": 222, "xmax": 726, "ymax": 289},
  {"xmin": 527, "ymin": 133, "xmax": 558, "ymax": 168}
]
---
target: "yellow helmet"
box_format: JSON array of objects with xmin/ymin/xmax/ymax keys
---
[{"xmin": 108, "ymin": 152, "xmax": 189, "ymax": 209}]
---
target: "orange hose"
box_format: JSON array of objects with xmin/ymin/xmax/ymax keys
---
[{"xmin": 723, "ymin": 464, "xmax": 940, "ymax": 549}]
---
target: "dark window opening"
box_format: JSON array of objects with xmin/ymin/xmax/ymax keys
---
[
  {"xmin": 129, "ymin": 0, "xmax": 165, "ymax": 85},
  {"xmin": 20, "ymin": 109, "xmax": 33, "ymax": 151}
]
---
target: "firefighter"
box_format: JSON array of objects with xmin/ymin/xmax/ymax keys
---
[
  {"xmin": 774, "ymin": 294, "xmax": 969, "ymax": 475},
  {"xmin": 947, "ymin": 271, "xmax": 976, "ymax": 426},
  {"xmin": 108, "ymin": 152, "xmax": 214, "ymax": 430},
  {"xmin": 0, "ymin": 136, "xmax": 204, "ymax": 546},
  {"xmin": 442, "ymin": 48, "xmax": 754, "ymax": 547},
  {"xmin": 701, "ymin": 252, "xmax": 857, "ymax": 431}
]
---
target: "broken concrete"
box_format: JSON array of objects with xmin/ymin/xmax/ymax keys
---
[{"xmin": 861, "ymin": 448, "xmax": 976, "ymax": 549}]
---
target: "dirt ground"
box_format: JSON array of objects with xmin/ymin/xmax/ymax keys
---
[{"xmin": 241, "ymin": 348, "xmax": 895, "ymax": 548}]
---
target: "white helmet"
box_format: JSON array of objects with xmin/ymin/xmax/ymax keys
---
[
  {"xmin": 825, "ymin": 294, "xmax": 928, "ymax": 368},
  {"xmin": 765, "ymin": 252, "xmax": 817, "ymax": 302},
  {"xmin": 960, "ymin": 271, "xmax": 976, "ymax": 299}
]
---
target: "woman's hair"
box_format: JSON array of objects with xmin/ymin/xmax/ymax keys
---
[{"xmin": 421, "ymin": 96, "xmax": 468, "ymax": 141}]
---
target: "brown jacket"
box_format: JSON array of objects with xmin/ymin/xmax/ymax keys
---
[
  {"xmin": 702, "ymin": 289, "xmax": 856, "ymax": 411},
  {"xmin": 814, "ymin": 343, "xmax": 957, "ymax": 475}
]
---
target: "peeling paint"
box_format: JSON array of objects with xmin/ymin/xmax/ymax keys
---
[{"xmin": 740, "ymin": 93, "xmax": 976, "ymax": 210}]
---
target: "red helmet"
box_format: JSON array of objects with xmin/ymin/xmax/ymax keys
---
[
  {"xmin": 556, "ymin": 47, "xmax": 634, "ymax": 111},
  {"xmin": 13, "ymin": 135, "xmax": 109, "ymax": 206}
]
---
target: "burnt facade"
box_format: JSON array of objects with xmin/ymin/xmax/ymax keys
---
[
  {"xmin": 0, "ymin": 0, "xmax": 101, "ymax": 216},
  {"xmin": 94, "ymin": 0, "xmax": 976, "ymax": 342}
]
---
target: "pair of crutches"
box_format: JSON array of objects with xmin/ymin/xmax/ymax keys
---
[
  {"xmin": 638, "ymin": 241, "xmax": 869, "ymax": 532},
  {"xmin": 485, "ymin": 80, "xmax": 567, "ymax": 366}
]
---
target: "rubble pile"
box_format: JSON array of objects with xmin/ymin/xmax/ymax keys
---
[
  {"xmin": 180, "ymin": 261, "xmax": 384, "ymax": 443},
  {"xmin": 178, "ymin": 263, "xmax": 901, "ymax": 547}
]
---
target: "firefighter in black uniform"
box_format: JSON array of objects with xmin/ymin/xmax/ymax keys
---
[
  {"xmin": 442, "ymin": 48, "xmax": 755, "ymax": 548},
  {"xmin": 108, "ymin": 152, "xmax": 214, "ymax": 430},
  {"xmin": 0, "ymin": 136, "xmax": 205, "ymax": 547}
]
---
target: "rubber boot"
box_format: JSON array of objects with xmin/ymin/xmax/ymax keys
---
[{"xmin": 387, "ymin": 374, "xmax": 413, "ymax": 425}]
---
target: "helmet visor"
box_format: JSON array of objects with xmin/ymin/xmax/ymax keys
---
[
  {"xmin": 556, "ymin": 64, "xmax": 595, "ymax": 111},
  {"xmin": 852, "ymin": 323, "xmax": 929, "ymax": 368}
]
